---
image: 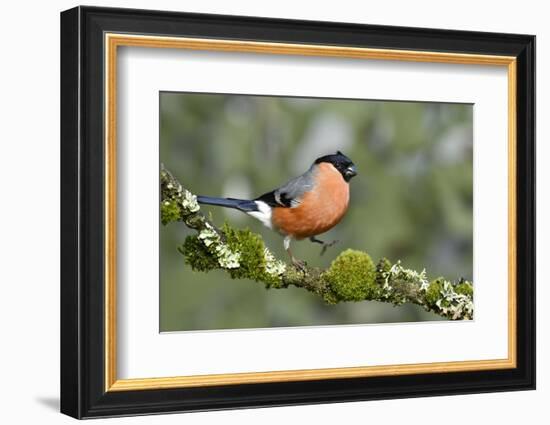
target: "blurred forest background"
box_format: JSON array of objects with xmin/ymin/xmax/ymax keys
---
[{"xmin": 160, "ymin": 92, "xmax": 473, "ymax": 332}]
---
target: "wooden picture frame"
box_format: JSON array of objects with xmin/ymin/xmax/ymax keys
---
[{"xmin": 60, "ymin": 5, "xmax": 535, "ymax": 419}]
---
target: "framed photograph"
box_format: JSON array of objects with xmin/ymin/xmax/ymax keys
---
[{"xmin": 60, "ymin": 6, "xmax": 535, "ymax": 419}]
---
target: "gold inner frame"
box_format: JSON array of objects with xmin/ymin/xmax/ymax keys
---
[{"xmin": 104, "ymin": 33, "xmax": 517, "ymax": 392}]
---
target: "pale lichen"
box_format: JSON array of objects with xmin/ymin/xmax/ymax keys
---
[
  {"xmin": 197, "ymin": 223, "xmax": 241, "ymax": 269},
  {"xmin": 181, "ymin": 189, "xmax": 200, "ymax": 213},
  {"xmin": 434, "ymin": 278, "xmax": 474, "ymax": 320},
  {"xmin": 423, "ymin": 277, "xmax": 474, "ymax": 319},
  {"xmin": 378, "ymin": 260, "xmax": 429, "ymax": 305},
  {"xmin": 263, "ymin": 248, "xmax": 287, "ymax": 277}
]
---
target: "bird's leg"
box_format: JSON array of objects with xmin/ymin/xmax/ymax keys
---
[
  {"xmin": 284, "ymin": 236, "xmax": 307, "ymax": 272},
  {"xmin": 309, "ymin": 236, "xmax": 339, "ymax": 256}
]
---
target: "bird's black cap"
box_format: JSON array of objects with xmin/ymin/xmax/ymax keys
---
[
  {"xmin": 314, "ymin": 150, "xmax": 352, "ymax": 165},
  {"xmin": 314, "ymin": 151, "xmax": 357, "ymax": 181}
]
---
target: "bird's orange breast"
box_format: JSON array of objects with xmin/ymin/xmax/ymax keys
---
[{"xmin": 271, "ymin": 162, "xmax": 350, "ymax": 239}]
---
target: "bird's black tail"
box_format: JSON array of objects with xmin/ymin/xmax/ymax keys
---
[{"xmin": 196, "ymin": 196, "xmax": 258, "ymax": 212}]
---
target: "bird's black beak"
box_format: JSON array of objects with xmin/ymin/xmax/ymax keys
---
[{"xmin": 344, "ymin": 164, "xmax": 357, "ymax": 181}]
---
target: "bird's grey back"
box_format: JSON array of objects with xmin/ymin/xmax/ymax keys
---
[{"xmin": 256, "ymin": 164, "xmax": 318, "ymax": 208}]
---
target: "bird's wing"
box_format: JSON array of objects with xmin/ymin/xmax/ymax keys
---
[{"xmin": 255, "ymin": 165, "xmax": 317, "ymax": 208}]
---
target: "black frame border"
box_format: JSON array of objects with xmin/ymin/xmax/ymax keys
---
[{"xmin": 60, "ymin": 6, "xmax": 535, "ymax": 419}]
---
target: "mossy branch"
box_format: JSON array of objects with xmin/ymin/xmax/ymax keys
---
[{"xmin": 161, "ymin": 166, "xmax": 474, "ymax": 320}]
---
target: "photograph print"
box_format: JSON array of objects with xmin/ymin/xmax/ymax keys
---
[{"xmin": 159, "ymin": 92, "xmax": 474, "ymax": 332}]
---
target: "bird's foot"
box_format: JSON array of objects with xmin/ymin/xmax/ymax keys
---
[
  {"xmin": 291, "ymin": 258, "xmax": 308, "ymax": 273},
  {"xmin": 310, "ymin": 237, "xmax": 339, "ymax": 256},
  {"xmin": 320, "ymin": 239, "xmax": 339, "ymax": 256}
]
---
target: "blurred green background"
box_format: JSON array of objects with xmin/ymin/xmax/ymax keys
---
[{"xmin": 159, "ymin": 92, "xmax": 473, "ymax": 332}]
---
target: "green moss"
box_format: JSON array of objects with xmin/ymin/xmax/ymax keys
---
[
  {"xmin": 322, "ymin": 249, "xmax": 377, "ymax": 301},
  {"xmin": 455, "ymin": 281, "xmax": 474, "ymax": 297},
  {"xmin": 177, "ymin": 223, "xmax": 283, "ymax": 286},
  {"xmin": 178, "ymin": 236, "xmax": 218, "ymax": 271},
  {"xmin": 223, "ymin": 226, "xmax": 264, "ymax": 277},
  {"xmin": 161, "ymin": 200, "xmax": 181, "ymax": 225},
  {"xmin": 425, "ymin": 278, "xmax": 444, "ymax": 307},
  {"xmin": 222, "ymin": 224, "xmax": 282, "ymax": 287},
  {"xmin": 320, "ymin": 287, "xmax": 340, "ymax": 305}
]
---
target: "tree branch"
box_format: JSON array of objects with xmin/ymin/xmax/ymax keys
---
[{"xmin": 160, "ymin": 166, "xmax": 474, "ymax": 320}]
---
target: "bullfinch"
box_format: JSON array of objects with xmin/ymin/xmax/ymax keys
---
[{"xmin": 197, "ymin": 151, "xmax": 357, "ymax": 269}]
